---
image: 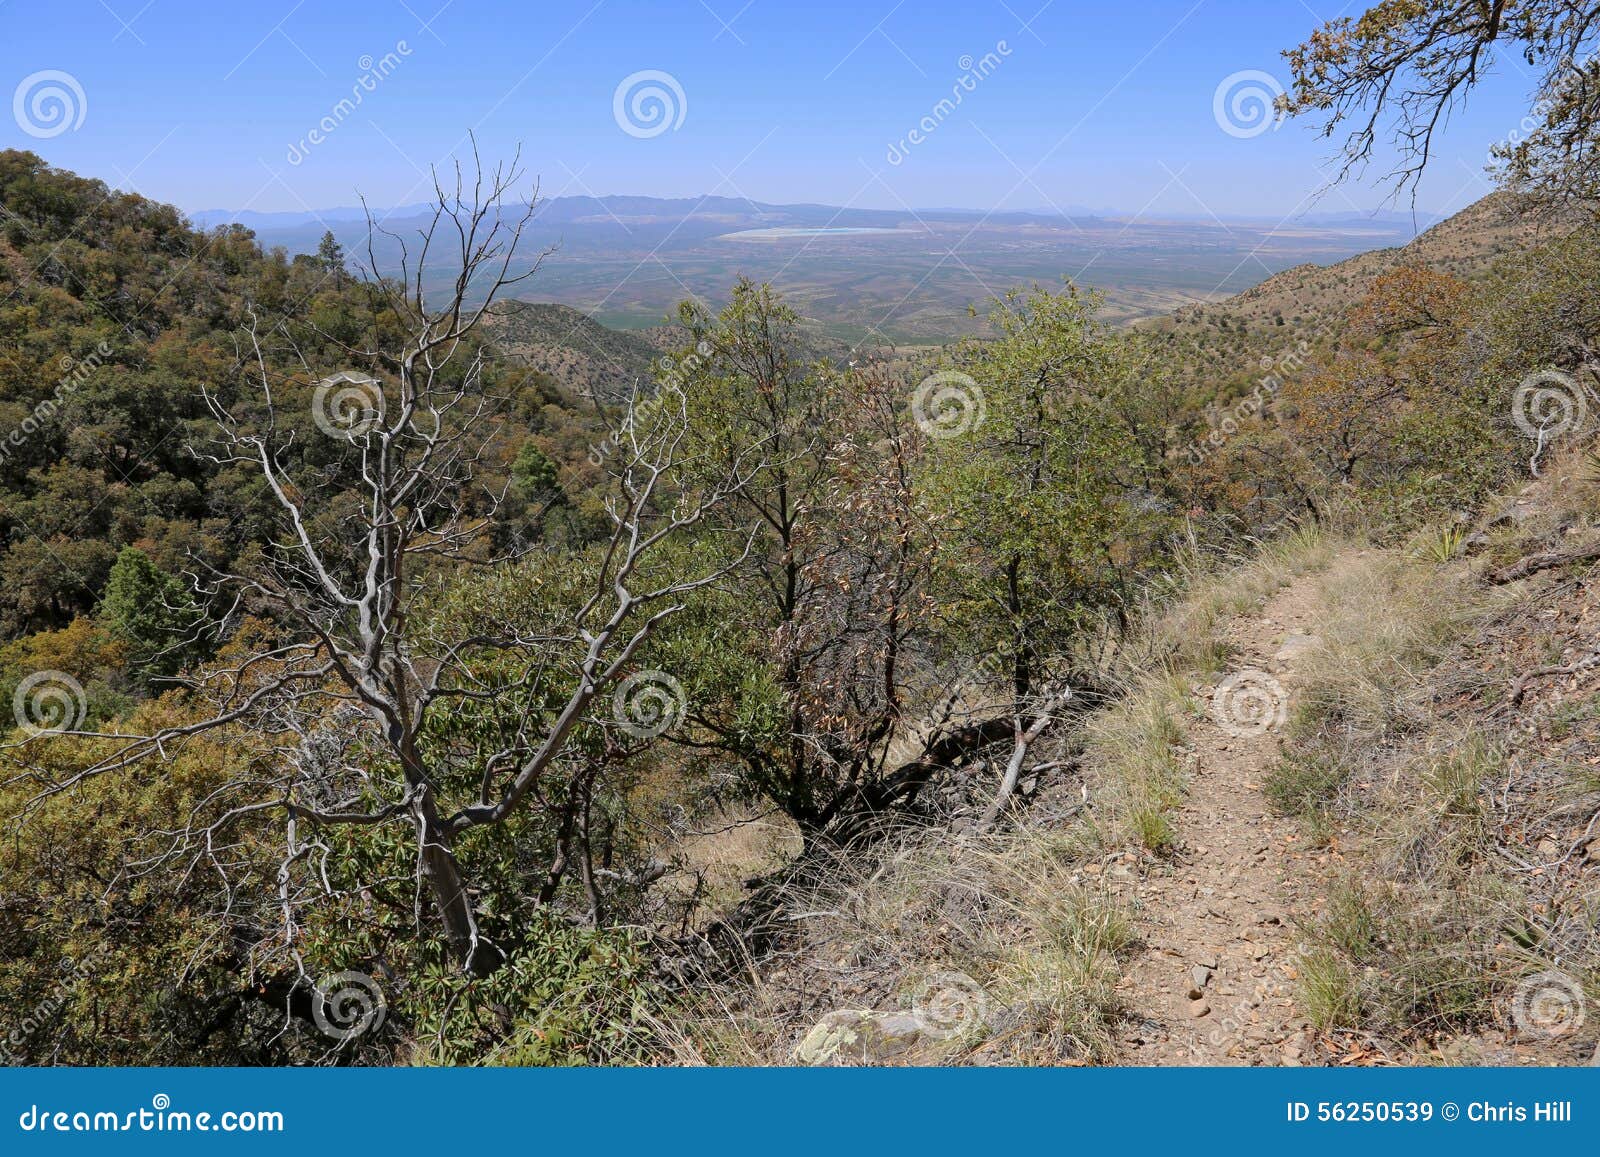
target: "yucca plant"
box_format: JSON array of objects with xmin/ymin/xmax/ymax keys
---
[{"xmin": 1409, "ymin": 522, "xmax": 1468, "ymax": 564}]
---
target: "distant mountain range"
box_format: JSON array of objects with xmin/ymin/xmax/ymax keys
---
[
  {"xmin": 187, "ymin": 194, "xmax": 1443, "ymax": 234},
  {"xmin": 185, "ymin": 193, "xmax": 1450, "ymax": 342}
]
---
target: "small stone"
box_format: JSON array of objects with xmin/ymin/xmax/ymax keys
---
[
  {"xmin": 1274, "ymin": 634, "xmax": 1322, "ymax": 664},
  {"xmin": 794, "ymin": 1010, "xmax": 936, "ymax": 1065},
  {"xmin": 1191, "ymin": 965, "xmax": 1213, "ymax": 989},
  {"xmin": 1188, "ymin": 1001, "xmax": 1211, "ymax": 1018}
]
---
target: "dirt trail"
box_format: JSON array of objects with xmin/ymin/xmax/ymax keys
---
[{"xmin": 1116, "ymin": 568, "xmax": 1330, "ymax": 1065}]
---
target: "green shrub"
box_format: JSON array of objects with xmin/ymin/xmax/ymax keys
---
[
  {"xmin": 1264, "ymin": 744, "xmax": 1353, "ymax": 818},
  {"xmin": 1298, "ymin": 948, "xmax": 1361, "ymax": 1030}
]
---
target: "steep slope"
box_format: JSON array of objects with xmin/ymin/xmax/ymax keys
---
[
  {"xmin": 1148, "ymin": 193, "xmax": 1539, "ymax": 343},
  {"xmin": 484, "ymin": 301, "xmax": 662, "ymax": 400}
]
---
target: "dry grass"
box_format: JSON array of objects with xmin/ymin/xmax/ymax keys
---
[
  {"xmin": 658, "ymin": 827, "xmax": 1135, "ymax": 1065},
  {"xmin": 1276, "ymin": 463, "xmax": 1600, "ymax": 1058},
  {"xmin": 1299, "ymin": 947, "xmax": 1362, "ymax": 1031},
  {"xmin": 1150, "ymin": 522, "xmax": 1335, "ymax": 676},
  {"xmin": 1266, "ymin": 547, "xmax": 1502, "ymax": 835},
  {"xmin": 660, "ymin": 804, "xmax": 803, "ymax": 920},
  {"xmin": 654, "ymin": 520, "xmax": 1357, "ymax": 1064},
  {"xmin": 665, "ymin": 462, "xmax": 1600, "ymax": 1064},
  {"xmin": 1272, "ymin": 548, "xmax": 1513, "ymax": 1035},
  {"xmin": 1080, "ymin": 670, "xmax": 1190, "ymax": 855},
  {"xmin": 1089, "ymin": 519, "xmax": 1337, "ymax": 853}
]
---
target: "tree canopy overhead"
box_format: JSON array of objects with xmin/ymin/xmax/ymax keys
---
[{"xmin": 1282, "ymin": 0, "xmax": 1600, "ymax": 206}]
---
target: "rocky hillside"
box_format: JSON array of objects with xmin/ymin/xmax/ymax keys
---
[
  {"xmin": 1149, "ymin": 193, "xmax": 1543, "ymax": 343},
  {"xmin": 484, "ymin": 301, "xmax": 662, "ymax": 400}
]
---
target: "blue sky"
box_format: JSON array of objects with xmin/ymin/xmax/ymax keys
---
[{"xmin": 3, "ymin": 0, "xmax": 1538, "ymax": 219}]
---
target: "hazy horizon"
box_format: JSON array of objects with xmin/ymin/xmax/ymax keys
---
[
  {"xmin": 180, "ymin": 191, "xmax": 1453, "ymax": 228},
  {"xmin": 7, "ymin": 0, "xmax": 1535, "ymax": 225}
]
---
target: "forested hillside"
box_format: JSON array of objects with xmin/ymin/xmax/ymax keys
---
[
  {"xmin": 2, "ymin": 126, "xmax": 1594, "ymax": 1064},
  {"xmin": 4, "ymin": 0, "xmax": 1600, "ymax": 1066}
]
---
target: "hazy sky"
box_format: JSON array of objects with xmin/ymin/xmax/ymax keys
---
[{"xmin": 4, "ymin": 0, "xmax": 1538, "ymax": 220}]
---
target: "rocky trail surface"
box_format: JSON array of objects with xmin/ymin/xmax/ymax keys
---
[{"xmin": 1114, "ymin": 569, "xmax": 1330, "ymax": 1065}]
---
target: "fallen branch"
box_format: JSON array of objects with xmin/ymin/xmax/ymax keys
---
[
  {"xmin": 1489, "ymin": 544, "xmax": 1600, "ymax": 585},
  {"xmin": 1509, "ymin": 652, "xmax": 1600, "ymax": 705},
  {"xmin": 978, "ymin": 687, "xmax": 1074, "ymax": 830}
]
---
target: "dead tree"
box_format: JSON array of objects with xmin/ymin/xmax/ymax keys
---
[{"xmin": 5, "ymin": 152, "xmax": 759, "ymax": 978}]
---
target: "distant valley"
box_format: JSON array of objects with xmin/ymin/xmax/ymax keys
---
[{"xmin": 192, "ymin": 194, "xmax": 1436, "ymax": 343}]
